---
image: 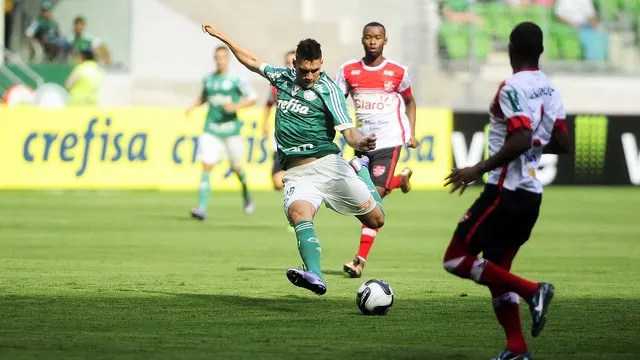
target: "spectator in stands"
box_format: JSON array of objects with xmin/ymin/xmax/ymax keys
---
[
  {"xmin": 4, "ymin": 0, "xmax": 13, "ymax": 49},
  {"xmin": 64, "ymin": 16, "xmax": 112, "ymax": 66},
  {"xmin": 25, "ymin": 1, "xmax": 63, "ymax": 62},
  {"xmin": 555, "ymin": 0, "xmax": 608, "ymax": 61},
  {"xmin": 441, "ymin": 0, "xmax": 484, "ymax": 25},
  {"xmin": 65, "ymin": 50, "xmax": 104, "ymax": 105}
]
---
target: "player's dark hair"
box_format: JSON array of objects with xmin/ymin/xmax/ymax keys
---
[
  {"xmin": 215, "ymin": 45, "xmax": 229, "ymax": 53},
  {"xmin": 363, "ymin": 21, "xmax": 386, "ymax": 36},
  {"xmin": 509, "ymin": 21, "xmax": 543, "ymax": 64},
  {"xmin": 74, "ymin": 16, "xmax": 85, "ymax": 24},
  {"xmin": 295, "ymin": 39, "xmax": 322, "ymax": 61}
]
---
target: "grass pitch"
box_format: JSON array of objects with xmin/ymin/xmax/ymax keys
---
[{"xmin": 1, "ymin": 188, "xmax": 639, "ymax": 359}]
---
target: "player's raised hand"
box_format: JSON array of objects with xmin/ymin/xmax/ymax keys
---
[
  {"xmin": 201, "ymin": 23, "xmax": 221, "ymax": 37},
  {"xmin": 358, "ymin": 134, "xmax": 377, "ymax": 152},
  {"xmin": 444, "ymin": 166, "xmax": 480, "ymax": 195}
]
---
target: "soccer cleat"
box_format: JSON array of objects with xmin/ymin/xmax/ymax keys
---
[
  {"xmin": 491, "ymin": 349, "xmax": 533, "ymax": 360},
  {"xmin": 400, "ymin": 167, "xmax": 413, "ymax": 193},
  {"xmin": 243, "ymin": 199, "xmax": 256, "ymax": 215},
  {"xmin": 343, "ymin": 255, "xmax": 366, "ymax": 278},
  {"xmin": 527, "ymin": 282, "xmax": 555, "ymax": 337},
  {"xmin": 286, "ymin": 268, "xmax": 327, "ymax": 295},
  {"xmin": 349, "ymin": 155, "xmax": 370, "ymax": 173},
  {"xmin": 190, "ymin": 207, "xmax": 207, "ymax": 221}
]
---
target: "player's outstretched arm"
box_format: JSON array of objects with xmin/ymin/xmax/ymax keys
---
[
  {"xmin": 342, "ymin": 128, "xmax": 377, "ymax": 152},
  {"xmin": 476, "ymin": 128, "xmax": 532, "ymax": 174},
  {"xmin": 202, "ymin": 24, "xmax": 262, "ymax": 74}
]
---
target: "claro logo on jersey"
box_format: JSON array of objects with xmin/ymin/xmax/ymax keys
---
[
  {"xmin": 277, "ymin": 98, "xmax": 309, "ymax": 115},
  {"xmin": 354, "ymin": 93, "xmax": 395, "ymax": 112}
]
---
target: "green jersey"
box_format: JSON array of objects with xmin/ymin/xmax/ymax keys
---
[
  {"xmin": 201, "ymin": 72, "xmax": 256, "ymax": 138},
  {"xmin": 25, "ymin": 16, "xmax": 60, "ymax": 44},
  {"xmin": 65, "ymin": 32, "xmax": 101, "ymax": 53},
  {"xmin": 260, "ymin": 64, "xmax": 354, "ymax": 167}
]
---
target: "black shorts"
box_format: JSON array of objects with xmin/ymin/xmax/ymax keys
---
[
  {"xmin": 355, "ymin": 146, "xmax": 402, "ymax": 190},
  {"xmin": 453, "ymin": 184, "xmax": 542, "ymax": 256},
  {"xmin": 271, "ymin": 152, "xmax": 284, "ymax": 175}
]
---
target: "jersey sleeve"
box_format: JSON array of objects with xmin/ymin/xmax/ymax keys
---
[
  {"xmin": 320, "ymin": 77, "xmax": 354, "ymax": 131},
  {"xmin": 398, "ymin": 68, "xmax": 412, "ymax": 98},
  {"xmin": 259, "ymin": 63, "xmax": 287, "ymax": 87},
  {"xmin": 25, "ymin": 20, "xmax": 39, "ymax": 38},
  {"xmin": 334, "ymin": 65, "xmax": 349, "ymax": 97},
  {"xmin": 552, "ymin": 91, "xmax": 568, "ymax": 133},
  {"xmin": 237, "ymin": 76, "xmax": 258, "ymax": 101},
  {"xmin": 498, "ymin": 83, "xmax": 533, "ymax": 133}
]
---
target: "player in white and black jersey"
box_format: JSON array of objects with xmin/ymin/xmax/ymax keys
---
[{"xmin": 442, "ymin": 22, "xmax": 571, "ymax": 360}]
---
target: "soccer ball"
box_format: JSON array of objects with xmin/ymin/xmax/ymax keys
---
[{"xmin": 356, "ymin": 279, "xmax": 394, "ymax": 315}]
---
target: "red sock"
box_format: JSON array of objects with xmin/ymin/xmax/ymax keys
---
[
  {"xmin": 480, "ymin": 261, "xmax": 539, "ymax": 299},
  {"xmin": 491, "ymin": 290, "xmax": 527, "ymax": 353},
  {"xmin": 494, "ymin": 301, "xmax": 527, "ymax": 353},
  {"xmin": 357, "ymin": 226, "xmax": 378, "ymax": 260},
  {"xmin": 389, "ymin": 175, "xmax": 403, "ymax": 190}
]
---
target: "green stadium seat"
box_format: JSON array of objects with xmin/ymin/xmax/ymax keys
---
[
  {"xmin": 439, "ymin": 23, "xmax": 492, "ymax": 61},
  {"xmin": 551, "ymin": 23, "xmax": 583, "ymax": 60},
  {"xmin": 595, "ymin": 0, "xmax": 622, "ymax": 22},
  {"xmin": 545, "ymin": 34, "xmax": 561, "ymax": 60}
]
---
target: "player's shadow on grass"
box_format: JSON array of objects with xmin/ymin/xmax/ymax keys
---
[
  {"xmin": 237, "ymin": 266, "xmax": 348, "ymax": 277},
  {"xmin": 2, "ymin": 293, "xmax": 639, "ymax": 359}
]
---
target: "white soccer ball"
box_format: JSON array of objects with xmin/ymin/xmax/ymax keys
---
[{"xmin": 356, "ymin": 279, "xmax": 394, "ymax": 315}]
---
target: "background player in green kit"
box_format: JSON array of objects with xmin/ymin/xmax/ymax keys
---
[
  {"xmin": 186, "ymin": 45, "xmax": 258, "ymax": 220},
  {"xmin": 202, "ymin": 23, "xmax": 385, "ymax": 296}
]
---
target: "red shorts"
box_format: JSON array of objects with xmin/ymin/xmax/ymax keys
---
[{"xmin": 453, "ymin": 184, "xmax": 542, "ymax": 258}]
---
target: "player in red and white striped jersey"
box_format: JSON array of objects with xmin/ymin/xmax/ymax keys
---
[
  {"xmin": 443, "ymin": 22, "xmax": 571, "ymax": 360},
  {"xmin": 335, "ymin": 22, "xmax": 418, "ymax": 278},
  {"xmin": 262, "ymin": 50, "xmax": 295, "ymax": 191}
]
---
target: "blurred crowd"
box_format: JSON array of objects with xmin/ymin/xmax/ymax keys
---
[
  {"xmin": 4, "ymin": 0, "xmax": 111, "ymax": 66},
  {"xmin": 440, "ymin": 0, "xmax": 609, "ymax": 61}
]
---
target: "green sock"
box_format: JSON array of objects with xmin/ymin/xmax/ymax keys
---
[
  {"xmin": 355, "ymin": 165, "xmax": 384, "ymax": 211},
  {"xmin": 198, "ymin": 172, "xmax": 211, "ymax": 210},
  {"xmin": 236, "ymin": 171, "xmax": 251, "ymax": 202},
  {"xmin": 293, "ymin": 221, "xmax": 322, "ymax": 279}
]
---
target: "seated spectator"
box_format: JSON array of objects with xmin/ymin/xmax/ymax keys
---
[
  {"xmin": 25, "ymin": 1, "xmax": 63, "ymax": 62},
  {"xmin": 555, "ymin": 0, "xmax": 608, "ymax": 61},
  {"xmin": 441, "ymin": 0, "xmax": 484, "ymax": 25},
  {"xmin": 65, "ymin": 16, "xmax": 112, "ymax": 66}
]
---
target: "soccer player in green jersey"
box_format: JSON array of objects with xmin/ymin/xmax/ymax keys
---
[
  {"xmin": 186, "ymin": 45, "xmax": 258, "ymax": 220},
  {"xmin": 202, "ymin": 23, "xmax": 386, "ymax": 295}
]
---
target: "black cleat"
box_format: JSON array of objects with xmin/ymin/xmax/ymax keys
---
[
  {"xmin": 491, "ymin": 349, "xmax": 532, "ymax": 360},
  {"xmin": 528, "ymin": 282, "xmax": 555, "ymax": 337}
]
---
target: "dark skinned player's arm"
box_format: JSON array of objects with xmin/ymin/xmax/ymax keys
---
[
  {"xmin": 543, "ymin": 120, "xmax": 572, "ymax": 154},
  {"xmin": 403, "ymin": 92, "xmax": 417, "ymax": 139},
  {"xmin": 476, "ymin": 128, "xmax": 532, "ymax": 175}
]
